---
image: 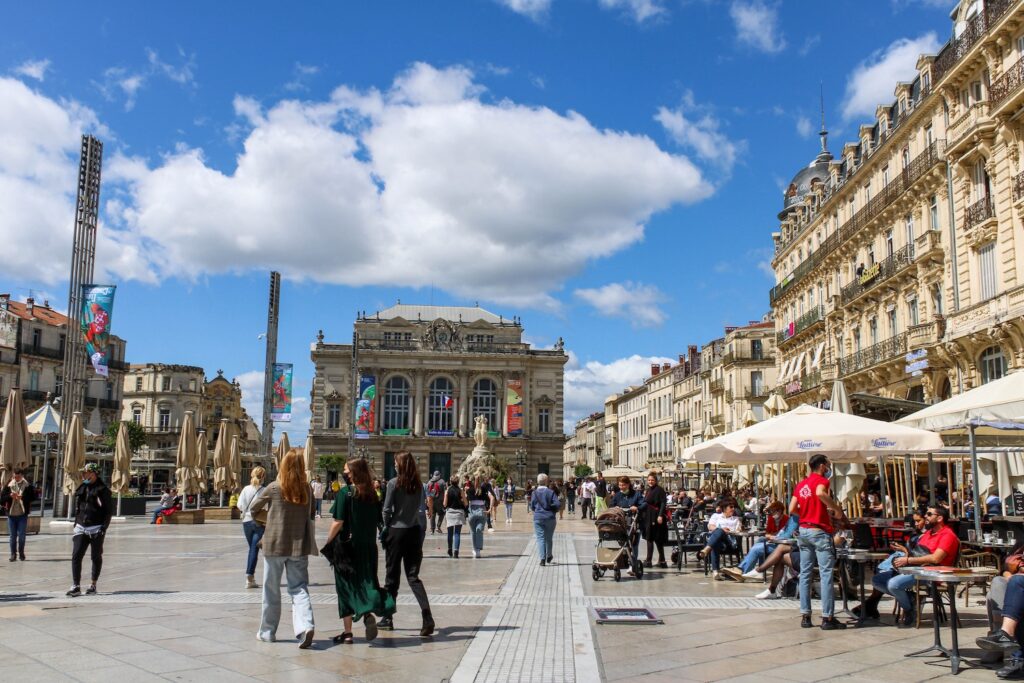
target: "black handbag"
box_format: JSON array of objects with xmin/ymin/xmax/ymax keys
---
[{"xmin": 321, "ymin": 493, "xmax": 356, "ymax": 578}]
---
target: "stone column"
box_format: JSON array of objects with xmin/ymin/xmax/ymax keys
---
[
  {"xmin": 458, "ymin": 373, "xmax": 469, "ymax": 436},
  {"xmin": 374, "ymin": 369, "xmax": 383, "ymax": 435},
  {"xmin": 413, "ymin": 371, "xmax": 424, "ymax": 436},
  {"xmin": 406, "ymin": 374, "xmax": 415, "ymax": 433}
]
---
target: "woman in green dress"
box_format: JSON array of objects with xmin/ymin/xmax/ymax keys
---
[{"xmin": 326, "ymin": 457, "xmax": 396, "ymax": 643}]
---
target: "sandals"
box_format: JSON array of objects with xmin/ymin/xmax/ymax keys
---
[{"xmin": 332, "ymin": 632, "xmax": 354, "ymax": 644}]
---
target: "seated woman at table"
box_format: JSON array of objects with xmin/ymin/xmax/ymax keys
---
[
  {"xmin": 723, "ymin": 502, "xmax": 795, "ymax": 582},
  {"xmin": 698, "ymin": 500, "xmax": 742, "ymax": 580},
  {"xmin": 853, "ymin": 507, "xmax": 953, "ymax": 627}
]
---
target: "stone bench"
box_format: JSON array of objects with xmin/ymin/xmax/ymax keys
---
[
  {"xmin": 202, "ymin": 507, "xmax": 240, "ymax": 521},
  {"xmin": 162, "ymin": 510, "xmax": 205, "ymax": 525}
]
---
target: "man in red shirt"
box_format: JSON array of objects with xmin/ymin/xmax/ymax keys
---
[
  {"xmin": 854, "ymin": 506, "xmax": 958, "ymax": 627},
  {"xmin": 790, "ymin": 454, "xmax": 848, "ymax": 630}
]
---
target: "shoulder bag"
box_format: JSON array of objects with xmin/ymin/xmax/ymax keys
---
[
  {"xmin": 321, "ymin": 490, "xmax": 356, "ymax": 578},
  {"xmin": 246, "ymin": 485, "xmax": 268, "ymax": 527}
]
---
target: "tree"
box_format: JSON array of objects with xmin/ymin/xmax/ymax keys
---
[
  {"xmin": 104, "ymin": 420, "xmax": 147, "ymax": 453},
  {"xmin": 317, "ymin": 453, "xmax": 347, "ymax": 477},
  {"xmin": 574, "ymin": 463, "xmax": 594, "ymax": 478}
]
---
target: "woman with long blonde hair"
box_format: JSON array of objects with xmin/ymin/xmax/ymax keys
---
[
  {"xmin": 250, "ymin": 451, "xmax": 318, "ymax": 648},
  {"xmin": 236, "ymin": 466, "xmax": 267, "ymax": 589},
  {"xmin": 326, "ymin": 457, "xmax": 396, "ymax": 643}
]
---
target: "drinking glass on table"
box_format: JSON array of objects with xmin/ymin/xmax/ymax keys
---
[
  {"xmin": 967, "ymin": 528, "xmax": 977, "ymax": 542},
  {"xmin": 1009, "ymin": 530, "xmax": 1016, "ymax": 546}
]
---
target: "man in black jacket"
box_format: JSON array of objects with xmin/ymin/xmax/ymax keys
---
[{"xmin": 67, "ymin": 463, "xmax": 113, "ymax": 597}]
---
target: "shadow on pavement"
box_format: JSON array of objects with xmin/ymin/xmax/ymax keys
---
[{"xmin": 0, "ymin": 593, "xmax": 53, "ymax": 602}]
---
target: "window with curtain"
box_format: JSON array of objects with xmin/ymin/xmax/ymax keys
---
[
  {"xmin": 978, "ymin": 242, "xmax": 997, "ymax": 301},
  {"xmin": 471, "ymin": 378, "xmax": 499, "ymax": 432},
  {"xmin": 428, "ymin": 377, "xmax": 454, "ymax": 433},
  {"xmin": 382, "ymin": 376, "xmax": 410, "ymax": 431}
]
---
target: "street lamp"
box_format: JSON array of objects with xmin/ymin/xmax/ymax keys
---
[
  {"xmin": 514, "ymin": 446, "xmax": 527, "ymax": 490},
  {"xmin": 355, "ymin": 445, "xmax": 370, "ymax": 471}
]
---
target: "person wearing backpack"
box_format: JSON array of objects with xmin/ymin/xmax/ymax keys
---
[
  {"xmin": 236, "ymin": 466, "xmax": 267, "ymax": 589},
  {"xmin": 426, "ymin": 471, "xmax": 445, "ymax": 534}
]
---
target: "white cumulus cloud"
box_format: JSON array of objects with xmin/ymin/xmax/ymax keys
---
[
  {"xmin": 96, "ymin": 62, "xmax": 712, "ymax": 308},
  {"xmin": 574, "ymin": 281, "xmax": 667, "ymax": 327},
  {"xmin": 12, "ymin": 58, "xmax": 51, "ymax": 81},
  {"xmin": 655, "ymin": 91, "xmax": 743, "ymax": 174},
  {"xmin": 841, "ymin": 33, "xmax": 940, "ymax": 121},
  {"xmin": 598, "ymin": 0, "xmax": 667, "ymax": 22},
  {"xmin": 563, "ymin": 351, "xmax": 674, "ymax": 427},
  {"xmin": 796, "ymin": 115, "xmax": 813, "ymax": 138},
  {"xmin": 730, "ymin": 1, "xmax": 786, "ymax": 54},
  {"xmin": 495, "ymin": 0, "xmax": 552, "ymax": 20}
]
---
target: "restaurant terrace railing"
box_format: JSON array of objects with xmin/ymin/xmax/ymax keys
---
[
  {"xmin": 840, "ymin": 244, "xmax": 915, "ymax": 305},
  {"xmin": 770, "ymin": 140, "xmax": 945, "ymax": 304},
  {"xmin": 838, "ymin": 332, "xmax": 908, "ymax": 377}
]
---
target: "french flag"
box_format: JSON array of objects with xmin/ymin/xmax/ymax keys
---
[{"xmin": 443, "ymin": 395, "xmax": 454, "ymax": 409}]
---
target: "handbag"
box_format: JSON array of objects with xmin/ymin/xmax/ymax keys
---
[
  {"xmin": 246, "ymin": 485, "xmax": 268, "ymax": 527},
  {"xmin": 321, "ymin": 492, "xmax": 356, "ymax": 578}
]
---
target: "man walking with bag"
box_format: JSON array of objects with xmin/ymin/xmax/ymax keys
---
[{"xmin": 67, "ymin": 464, "xmax": 113, "ymax": 597}]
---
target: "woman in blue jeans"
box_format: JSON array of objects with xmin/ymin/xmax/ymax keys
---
[
  {"xmin": 697, "ymin": 500, "xmax": 742, "ymax": 579},
  {"xmin": 466, "ymin": 477, "xmax": 494, "ymax": 559},
  {"xmin": 236, "ymin": 466, "xmax": 267, "ymax": 589},
  {"xmin": 2, "ymin": 469, "xmax": 37, "ymax": 561},
  {"xmin": 530, "ymin": 473, "xmax": 560, "ymax": 566},
  {"xmin": 977, "ymin": 572, "xmax": 1024, "ymax": 678}
]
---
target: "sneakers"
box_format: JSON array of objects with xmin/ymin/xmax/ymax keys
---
[
  {"xmin": 897, "ymin": 610, "xmax": 916, "ymax": 629},
  {"xmin": 364, "ymin": 614, "xmax": 378, "ymax": 642},
  {"xmin": 720, "ymin": 567, "xmax": 744, "ymax": 582},
  {"xmin": 820, "ymin": 617, "xmax": 847, "ymax": 631},
  {"xmin": 298, "ymin": 629, "xmax": 314, "ymax": 649},
  {"xmin": 18, "ymin": 552, "xmax": 25, "ymax": 561},
  {"xmin": 377, "ymin": 616, "xmax": 394, "ymax": 631},
  {"xmin": 712, "ymin": 570, "xmax": 724, "ymax": 581},
  {"xmin": 487, "ymin": 528, "xmax": 494, "ymax": 534},
  {"xmin": 979, "ymin": 630, "xmax": 1021, "ymax": 652},
  {"xmin": 540, "ymin": 559, "xmax": 546, "ymax": 567},
  {"xmin": 698, "ymin": 547, "xmax": 711, "ymax": 560},
  {"xmin": 66, "ymin": 586, "xmax": 81, "ymax": 598},
  {"xmin": 998, "ymin": 655, "xmax": 1024, "ymax": 679},
  {"xmin": 851, "ymin": 604, "xmax": 880, "ymax": 621},
  {"xmin": 742, "ymin": 569, "xmax": 764, "ymax": 581},
  {"xmin": 755, "ymin": 588, "xmax": 779, "ymax": 600},
  {"xmin": 472, "ymin": 550, "xmax": 479, "ymax": 559},
  {"xmin": 657, "ymin": 561, "xmax": 669, "ymax": 569},
  {"xmin": 246, "ymin": 575, "xmax": 259, "ymax": 589},
  {"xmin": 8, "ymin": 554, "xmax": 14, "ymax": 562},
  {"xmin": 85, "ymin": 585, "xmax": 97, "ymax": 595},
  {"xmin": 800, "ymin": 614, "xmax": 813, "ymax": 628}
]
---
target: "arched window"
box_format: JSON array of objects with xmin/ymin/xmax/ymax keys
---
[
  {"xmin": 471, "ymin": 378, "xmax": 498, "ymax": 433},
  {"xmin": 382, "ymin": 376, "xmax": 410, "ymax": 431},
  {"xmin": 980, "ymin": 346, "xmax": 1007, "ymax": 385},
  {"xmin": 428, "ymin": 377, "xmax": 454, "ymax": 434}
]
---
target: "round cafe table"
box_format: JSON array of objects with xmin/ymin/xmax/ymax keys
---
[
  {"xmin": 835, "ymin": 548, "xmax": 889, "ymax": 627},
  {"xmin": 899, "ymin": 567, "xmax": 997, "ymax": 675}
]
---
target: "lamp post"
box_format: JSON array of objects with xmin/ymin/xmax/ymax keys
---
[
  {"xmin": 515, "ymin": 446, "xmax": 527, "ymax": 490},
  {"xmin": 355, "ymin": 445, "xmax": 370, "ymax": 471}
]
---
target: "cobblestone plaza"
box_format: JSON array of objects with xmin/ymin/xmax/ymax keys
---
[{"xmin": 0, "ymin": 513, "xmax": 1005, "ymax": 682}]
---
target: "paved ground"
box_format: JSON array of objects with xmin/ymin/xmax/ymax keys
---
[{"xmin": 0, "ymin": 509, "xmax": 1008, "ymax": 681}]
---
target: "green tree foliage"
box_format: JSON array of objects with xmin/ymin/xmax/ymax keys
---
[
  {"xmin": 317, "ymin": 453, "xmax": 347, "ymax": 476},
  {"xmin": 574, "ymin": 463, "xmax": 594, "ymax": 478},
  {"xmin": 104, "ymin": 420, "xmax": 147, "ymax": 453}
]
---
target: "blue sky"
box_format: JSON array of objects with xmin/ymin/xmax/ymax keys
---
[{"xmin": 1, "ymin": 0, "xmax": 957, "ymax": 438}]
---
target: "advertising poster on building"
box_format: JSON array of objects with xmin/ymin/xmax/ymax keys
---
[
  {"xmin": 506, "ymin": 378, "xmax": 523, "ymax": 436},
  {"xmin": 0, "ymin": 308, "xmax": 17, "ymax": 349},
  {"xmin": 80, "ymin": 285, "xmax": 116, "ymax": 377},
  {"xmin": 270, "ymin": 363, "xmax": 293, "ymax": 422},
  {"xmin": 355, "ymin": 375, "xmax": 376, "ymax": 438}
]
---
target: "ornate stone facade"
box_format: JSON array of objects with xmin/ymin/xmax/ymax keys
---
[{"xmin": 310, "ymin": 305, "xmax": 567, "ymax": 480}]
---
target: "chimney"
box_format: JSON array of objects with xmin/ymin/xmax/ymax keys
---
[
  {"xmin": 688, "ymin": 344, "xmax": 698, "ymax": 367},
  {"xmin": 651, "ymin": 363, "xmax": 660, "ymax": 376},
  {"xmin": 678, "ymin": 354, "xmax": 685, "ymax": 364},
  {"xmin": 0, "ymin": 294, "xmax": 8, "ymax": 310},
  {"xmin": 26, "ymin": 297, "xmax": 34, "ymax": 315},
  {"xmin": 662, "ymin": 362, "xmax": 671, "ymax": 372},
  {"xmin": 43, "ymin": 300, "xmax": 50, "ymax": 309}
]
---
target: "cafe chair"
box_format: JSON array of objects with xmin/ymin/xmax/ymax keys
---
[{"xmin": 957, "ymin": 549, "xmax": 999, "ymax": 607}]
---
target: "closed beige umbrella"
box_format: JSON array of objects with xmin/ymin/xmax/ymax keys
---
[
  {"xmin": 228, "ymin": 434, "xmax": 242, "ymax": 493},
  {"xmin": 62, "ymin": 412, "xmax": 86, "ymax": 518},
  {"xmin": 111, "ymin": 421, "xmax": 132, "ymax": 516},
  {"xmin": 764, "ymin": 393, "xmax": 788, "ymax": 416},
  {"xmin": 303, "ymin": 433, "xmax": 316, "ymax": 484},
  {"xmin": 175, "ymin": 411, "xmax": 199, "ymax": 508},
  {"xmin": 194, "ymin": 430, "xmax": 208, "ymax": 495},
  {"xmin": 212, "ymin": 419, "xmax": 232, "ymax": 505},
  {"xmin": 829, "ymin": 380, "xmax": 867, "ymax": 509},
  {"xmin": 1, "ymin": 388, "xmax": 31, "ymax": 488},
  {"xmin": 275, "ymin": 432, "xmax": 290, "ymax": 472}
]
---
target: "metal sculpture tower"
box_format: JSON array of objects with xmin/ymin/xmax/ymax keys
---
[
  {"xmin": 261, "ymin": 271, "xmax": 281, "ymax": 462},
  {"xmin": 57, "ymin": 135, "xmax": 103, "ymax": 515}
]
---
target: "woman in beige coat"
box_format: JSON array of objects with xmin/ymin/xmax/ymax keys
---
[{"xmin": 251, "ymin": 451, "xmax": 318, "ymax": 648}]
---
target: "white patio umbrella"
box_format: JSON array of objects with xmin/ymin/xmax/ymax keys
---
[
  {"xmin": 24, "ymin": 398, "xmax": 68, "ymax": 517},
  {"xmin": 303, "ymin": 433, "xmax": 316, "ymax": 484},
  {"xmin": 212, "ymin": 419, "xmax": 233, "ymax": 506},
  {"xmin": 897, "ymin": 371, "xmax": 1024, "ymax": 539},
  {"xmin": 683, "ymin": 404, "xmax": 945, "ymax": 465},
  {"xmin": 764, "ymin": 393, "xmax": 788, "ymax": 416},
  {"xmin": 829, "ymin": 381, "xmax": 867, "ymax": 508},
  {"xmin": 602, "ymin": 464, "xmax": 645, "ymax": 479},
  {"xmin": 62, "ymin": 412, "xmax": 86, "ymax": 518},
  {"xmin": 0, "ymin": 388, "xmax": 30, "ymax": 489},
  {"xmin": 111, "ymin": 421, "xmax": 132, "ymax": 516}
]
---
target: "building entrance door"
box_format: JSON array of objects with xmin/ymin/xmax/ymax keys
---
[
  {"xmin": 429, "ymin": 453, "xmax": 451, "ymax": 480},
  {"xmin": 537, "ymin": 462, "xmax": 550, "ymax": 477}
]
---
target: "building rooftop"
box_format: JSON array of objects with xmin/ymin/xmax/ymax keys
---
[
  {"xmin": 0, "ymin": 296, "xmax": 69, "ymax": 327},
  {"xmin": 364, "ymin": 304, "xmax": 514, "ymax": 325}
]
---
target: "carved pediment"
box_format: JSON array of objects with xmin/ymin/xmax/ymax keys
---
[
  {"xmin": 382, "ymin": 316, "xmax": 417, "ymax": 328},
  {"xmin": 534, "ymin": 394, "xmax": 555, "ymax": 405}
]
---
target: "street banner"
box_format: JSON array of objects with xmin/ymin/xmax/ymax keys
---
[
  {"xmin": 0, "ymin": 308, "xmax": 17, "ymax": 349},
  {"xmin": 506, "ymin": 378, "xmax": 523, "ymax": 436},
  {"xmin": 80, "ymin": 285, "xmax": 116, "ymax": 377},
  {"xmin": 355, "ymin": 375, "xmax": 376, "ymax": 438},
  {"xmin": 270, "ymin": 363, "xmax": 293, "ymax": 422}
]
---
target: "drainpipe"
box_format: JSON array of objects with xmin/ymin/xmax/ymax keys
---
[{"xmin": 946, "ymin": 160, "xmax": 961, "ymax": 311}]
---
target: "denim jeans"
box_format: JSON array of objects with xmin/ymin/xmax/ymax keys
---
[
  {"xmin": 447, "ymin": 524, "xmax": 463, "ymax": 553},
  {"xmin": 871, "ymin": 568, "xmax": 917, "ymax": 611},
  {"xmin": 504, "ymin": 502, "xmax": 513, "ymax": 520},
  {"xmin": 243, "ymin": 521, "xmax": 265, "ymax": 576},
  {"xmin": 739, "ymin": 539, "xmax": 775, "ymax": 573},
  {"xmin": 259, "ymin": 555, "xmax": 314, "ymax": 641},
  {"xmin": 315, "ymin": 499, "xmax": 322, "ymax": 516},
  {"xmin": 534, "ymin": 516, "xmax": 556, "ymax": 561},
  {"xmin": 706, "ymin": 528, "xmax": 738, "ymax": 571},
  {"xmin": 8, "ymin": 514, "xmax": 28, "ymax": 554},
  {"xmin": 468, "ymin": 509, "xmax": 487, "ymax": 551},
  {"xmin": 798, "ymin": 528, "xmax": 836, "ymax": 617},
  {"xmin": 567, "ymin": 497, "xmax": 575, "ymax": 513}
]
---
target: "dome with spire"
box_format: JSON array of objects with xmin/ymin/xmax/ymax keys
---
[{"xmin": 779, "ymin": 110, "xmax": 833, "ymax": 219}]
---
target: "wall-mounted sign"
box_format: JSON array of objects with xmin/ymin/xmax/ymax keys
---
[
  {"xmin": 858, "ymin": 263, "xmax": 881, "ymax": 285},
  {"xmin": 905, "ymin": 360, "xmax": 929, "ymax": 374}
]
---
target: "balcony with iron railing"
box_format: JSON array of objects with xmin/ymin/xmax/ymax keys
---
[
  {"xmin": 742, "ymin": 386, "xmax": 771, "ymax": 401},
  {"xmin": 84, "ymin": 396, "xmax": 121, "ymax": 410},
  {"xmin": 709, "ymin": 414, "xmax": 724, "ymax": 429},
  {"xmin": 947, "ymin": 102, "xmax": 995, "ymax": 154},
  {"xmin": 964, "ymin": 196, "xmax": 995, "ymax": 231},
  {"xmin": 992, "ymin": 53, "xmax": 1024, "ymax": 112},
  {"xmin": 784, "ymin": 370, "xmax": 821, "ymax": 397},
  {"xmin": 770, "ymin": 140, "xmax": 945, "ymax": 304},
  {"xmin": 143, "ymin": 425, "xmax": 183, "ymax": 434},
  {"xmin": 777, "ymin": 305, "xmax": 825, "ymax": 345},
  {"xmin": 840, "ymin": 244, "xmax": 915, "ymax": 305},
  {"xmin": 838, "ymin": 332, "xmax": 908, "ymax": 376},
  {"xmin": 20, "ymin": 343, "xmax": 64, "ymax": 360},
  {"xmin": 673, "ymin": 419, "xmax": 690, "ymax": 433},
  {"xmin": 933, "ymin": 0, "xmax": 1014, "ymax": 85},
  {"xmin": 722, "ymin": 349, "xmax": 772, "ymax": 366},
  {"xmin": 709, "ymin": 379, "xmax": 724, "ymax": 394}
]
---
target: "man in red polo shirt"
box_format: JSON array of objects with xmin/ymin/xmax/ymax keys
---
[
  {"xmin": 855, "ymin": 506, "xmax": 959, "ymax": 627},
  {"xmin": 790, "ymin": 453, "xmax": 848, "ymax": 630}
]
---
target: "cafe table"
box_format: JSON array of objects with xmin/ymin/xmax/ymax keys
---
[
  {"xmin": 835, "ymin": 548, "xmax": 890, "ymax": 627},
  {"xmin": 899, "ymin": 566, "xmax": 997, "ymax": 675}
]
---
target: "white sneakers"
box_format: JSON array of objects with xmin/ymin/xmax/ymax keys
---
[
  {"xmin": 487, "ymin": 527, "xmax": 495, "ymax": 533},
  {"xmin": 755, "ymin": 588, "xmax": 779, "ymax": 600},
  {"xmin": 742, "ymin": 569, "xmax": 765, "ymax": 581},
  {"xmin": 472, "ymin": 550, "xmax": 480, "ymax": 559}
]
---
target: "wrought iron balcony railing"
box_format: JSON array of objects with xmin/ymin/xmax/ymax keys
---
[
  {"xmin": 933, "ymin": 0, "xmax": 1013, "ymax": 85},
  {"xmin": 964, "ymin": 196, "xmax": 995, "ymax": 231},
  {"xmin": 709, "ymin": 379, "xmax": 724, "ymax": 394},
  {"xmin": 840, "ymin": 245, "xmax": 915, "ymax": 305},
  {"xmin": 992, "ymin": 53, "xmax": 1024, "ymax": 109},
  {"xmin": 777, "ymin": 305, "xmax": 825, "ymax": 345},
  {"xmin": 838, "ymin": 332, "xmax": 908, "ymax": 376},
  {"xmin": 673, "ymin": 419, "xmax": 690, "ymax": 433}
]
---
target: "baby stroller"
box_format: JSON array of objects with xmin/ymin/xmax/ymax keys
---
[{"xmin": 591, "ymin": 507, "xmax": 642, "ymax": 581}]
